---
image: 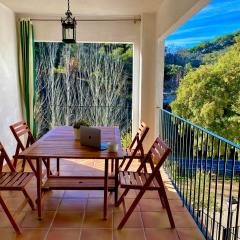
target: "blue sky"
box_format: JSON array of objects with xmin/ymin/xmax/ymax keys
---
[{"xmin": 166, "ymin": 0, "xmax": 240, "ymax": 49}]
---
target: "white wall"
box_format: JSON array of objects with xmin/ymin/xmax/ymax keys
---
[{"xmin": 0, "ymin": 3, "xmax": 22, "ymax": 157}]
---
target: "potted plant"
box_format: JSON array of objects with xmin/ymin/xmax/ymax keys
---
[{"xmin": 73, "ymin": 119, "xmax": 91, "ymax": 140}]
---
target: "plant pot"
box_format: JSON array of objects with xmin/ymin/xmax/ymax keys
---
[{"xmin": 74, "ymin": 128, "xmax": 80, "ymax": 140}]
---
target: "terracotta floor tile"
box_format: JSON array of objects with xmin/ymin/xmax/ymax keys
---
[
  {"xmin": 16, "ymin": 229, "xmax": 47, "ymax": 240},
  {"xmin": 119, "ymin": 189, "xmax": 136, "ymax": 198},
  {"xmin": 142, "ymin": 191, "xmax": 159, "ymax": 199},
  {"xmin": 173, "ymin": 212, "xmax": 198, "ymax": 228},
  {"xmin": 139, "ymin": 198, "xmax": 163, "ymax": 212},
  {"xmin": 145, "ymin": 228, "xmax": 179, "ymax": 240},
  {"xmin": 63, "ymin": 190, "xmax": 89, "ymax": 199},
  {"xmin": 166, "ymin": 189, "xmax": 180, "ymax": 200},
  {"xmin": 0, "ymin": 229, "xmax": 17, "ymax": 240},
  {"xmin": 169, "ymin": 200, "xmax": 186, "ymax": 212},
  {"xmin": 0, "ymin": 196, "xmax": 31, "ymax": 212},
  {"xmin": 59, "ymin": 198, "xmax": 87, "ymax": 211},
  {"xmin": 141, "ymin": 211, "xmax": 172, "ymax": 229},
  {"xmin": 1, "ymin": 191, "xmax": 22, "ymax": 198},
  {"xmin": 20, "ymin": 211, "xmax": 55, "ymax": 228},
  {"xmin": 0, "ymin": 210, "xmax": 28, "ymax": 228},
  {"xmin": 114, "ymin": 228, "xmax": 145, "ymax": 240},
  {"xmin": 83, "ymin": 211, "xmax": 113, "ymax": 229},
  {"xmin": 52, "ymin": 211, "xmax": 84, "ymax": 228},
  {"xmin": 61, "ymin": 171, "xmax": 93, "ymax": 176},
  {"xmin": 43, "ymin": 198, "xmax": 61, "ymax": 211},
  {"xmin": 80, "ymin": 229, "xmax": 112, "ymax": 240},
  {"xmin": 114, "ymin": 198, "xmax": 140, "ymax": 213},
  {"xmin": 177, "ymin": 228, "xmax": 205, "ymax": 240},
  {"xmin": 88, "ymin": 190, "xmax": 104, "ymax": 198},
  {"xmin": 44, "ymin": 190, "xmax": 65, "ymax": 198},
  {"xmin": 113, "ymin": 212, "xmax": 143, "ymax": 229},
  {"xmin": 86, "ymin": 198, "xmax": 114, "ymax": 212},
  {"xmin": 46, "ymin": 228, "xmax": 80, "ymax": 240}
]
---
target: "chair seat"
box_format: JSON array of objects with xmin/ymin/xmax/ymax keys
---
[
  {"xmin": 0, "ymin": 172, "xmax": 34, "ymax": 190},
  {"xmin": 119, "ymin": 171, "xmax": 161, "ymax": 190}
]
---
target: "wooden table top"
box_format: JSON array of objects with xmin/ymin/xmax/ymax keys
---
[{"xmin": 19, "ymin": 126, "xmax": 124, "ymax": 159}]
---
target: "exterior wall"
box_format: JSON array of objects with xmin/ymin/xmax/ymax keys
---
[
  {"xmin": 28, "ymin": 17, "xmax": 141, "ymax": 135},
  {"xmin": 0, "ymin": 3, "xmax": 22, "ymax": 156}
]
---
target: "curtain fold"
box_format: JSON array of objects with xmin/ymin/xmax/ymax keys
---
[{"xmin": 18, "ymin": 18, "xmax": 36, "ymax": 137}]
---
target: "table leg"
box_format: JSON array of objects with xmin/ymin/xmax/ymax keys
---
[
  {"xmin": 104, "ymin": 158, "xmax": 109, "ymax": 220},
  {"xmin": 115, "ymin": 158, "xmax": 119, "ymax": 205},
  {"xmin": 36, "ymin": 157, "xmax": 42, "ymax": 219}
]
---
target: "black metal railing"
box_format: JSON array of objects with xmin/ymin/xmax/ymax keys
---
[
  {"xmin": 35, "ymin": 105, "xmax": 132, "ymax": 148},
  {"xmin": 160, "ymin": 109, "xmax": 240, "ymax": 240}
]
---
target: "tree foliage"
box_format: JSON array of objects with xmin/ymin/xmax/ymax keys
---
[
  {"xmin": 164, "ymin": 31, "xmax": 240, "ymax": 107},
  {"xmin": 171, "ymin": 39, "xmax": 240, "ymax": 144},
  {"xmin": 35, "ymin": 43, "xmax": 133, "ymax": 139}
]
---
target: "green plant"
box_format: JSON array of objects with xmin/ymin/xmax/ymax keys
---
[
  {"xmin": 121, "ymin": 131, "xmax": 132, "ymax": 149},
  {"xmin": 73, "ymin": 119, "xmax": 91, "ymax": 129}
]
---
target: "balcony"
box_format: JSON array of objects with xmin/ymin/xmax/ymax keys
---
[{"xmin": 0, "ymin": 0, "xmax": 228, "ymax": 239}]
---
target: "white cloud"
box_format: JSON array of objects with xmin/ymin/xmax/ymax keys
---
[{"xmin": 166, "ymin": 36, "xmax": 216, "ymax": 47}]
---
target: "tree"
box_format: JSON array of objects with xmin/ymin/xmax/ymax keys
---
[
  {"xmin": 171, "ymin": 39, "xmax": 240, "ymax": 144},
  {"xmin": 35, "ymin": 43, "xmax": 133, "ymax": 138}
]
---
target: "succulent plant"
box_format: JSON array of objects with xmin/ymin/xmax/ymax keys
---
[{"xmin": 73, "ymin": 119, "xmax": 91, "ymax": 129}]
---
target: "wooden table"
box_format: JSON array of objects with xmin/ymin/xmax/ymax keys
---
[{"xmin": 19, "ymin": 126, "xmax": 124, "ymax": 220}]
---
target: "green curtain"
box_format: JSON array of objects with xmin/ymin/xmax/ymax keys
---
[{"xmin": 18, "ymin": 18, "xmax": 36, "ymax": 137}]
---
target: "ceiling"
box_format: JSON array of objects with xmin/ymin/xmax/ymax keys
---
[{"xmin": 0, "ymin": 0, "xmax": 164, "ymax": 16}]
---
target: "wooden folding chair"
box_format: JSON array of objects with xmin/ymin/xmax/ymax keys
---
[
  {"xmin": 0, "ymin": 142, "xmax": 35, "ymax": 234},
  {"xmin": 10, "ymin": 121, "xmax": 59, "ymax": 176},
  {"xmin": 116, "ymin": 137, "xmax": 175, "ymax": 229},
  {"xmin": 119, "ymin": 121, "xmax": 149, "ymax": 171}
]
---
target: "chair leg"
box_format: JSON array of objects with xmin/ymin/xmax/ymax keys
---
[
  {"xmin": 56, "ymin": 158, "xmax": 60, "ymax": 176},
  {"xmin": 111, "ymin": 159, "xmax": 114, "ymax": 173},
  {"xmin": 119, "ymin": 158, "xmax": 126, "ymax": 168},
  {"xmin": 116, "ymin": 188, "xmax": 129, "ymax": 207},
  {"xmin": 42, "ymin": 158, "xmax": 53, "ymax": 175},
  {"xmin": 21, "ymin": 158, "xmax": 27, "ymax": 172},
  {"xmin": 13, "ymin": 157, "xmax": 18, "ymax": 169},
  {"xmin": 157, "ymin": 176, "xmax": 175, "ymax": 228},
  {"xmin": 22, "ymin": 189, "xmax": 35, "ymax": 210},
  {"xmin": 0, "ymin": 195, "xmax": 21, "ymax": 234},
  {"xmin": 158, "ymin": 189, "xmax": 166, "ymax": 208},
  {"xmin": 117, "ymin": 189, "xmax": 145, "ymax": 230},
  {"xmin": 26, "ymin": 158, "xmax": 37, "ymax": 176}
]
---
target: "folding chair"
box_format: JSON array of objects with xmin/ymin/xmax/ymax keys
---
[
  {"xmin": 10, "ymin": 121, "xmax": 59, "ymax": 176},
  {"xmin": 119, "ymin": 121, "xmax": 149, "ymax": 171},
  {"xmin": 0, "ymin": 142, "xmax": 35, "ymax": 234},
  {"xmin": 116, "ymin": 137, "xmax": 175, "ymax": 229}
]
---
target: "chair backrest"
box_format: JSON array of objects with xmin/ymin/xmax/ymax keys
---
[
  {"xmin": 137, "ymin": 137, "xmax": 171, "ymax": 183},
  {"xmin": 124, "ymin": 122, "xmax": 149, "ymax": 170},
  {"xmin": 0, "ymin": 142, "xmax": 16, "ymax": 173},
  {"xmin": 128, "ymin": 122, "xmax": 149, "ymax": 152},
  {"xmin": 10, "ymin": 121, "xmax": 35, "ymax": 163}
]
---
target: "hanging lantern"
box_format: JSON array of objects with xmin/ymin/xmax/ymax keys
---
[{"xmin": 61, "ymin": 0, "xmax": 77, "ymax": 44}]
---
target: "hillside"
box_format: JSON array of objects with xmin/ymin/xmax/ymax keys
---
[{"xmin": 164, "ymin": 30, "xmax": 240, "ymax": 107}]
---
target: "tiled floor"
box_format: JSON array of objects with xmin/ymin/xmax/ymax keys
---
[{"xmin": 0, "ymin": 159, "xmax": 205, "ymax": 240}]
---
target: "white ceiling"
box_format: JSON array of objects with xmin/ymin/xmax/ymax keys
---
[{"xmin": 0, "ymin": 0, "xmax": 164, "ymax": 16}]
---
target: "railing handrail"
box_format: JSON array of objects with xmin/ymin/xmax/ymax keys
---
[{"xmin": 161, "ymin": 109, "xmax": 240, "ymax": 150}]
